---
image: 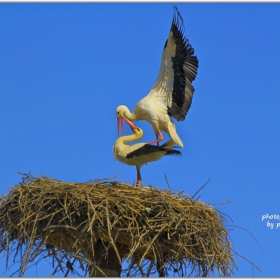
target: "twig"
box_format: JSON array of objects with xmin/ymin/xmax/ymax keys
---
[
  {"xmin": 227, "ymin": 225, "xmax": 263, "ymax": 250},
  {"xmin": 233, "ymin": 249, "xmax": 261, "ymax": 272},
  {"xmin": 191, "ymin": 178, "xmax": 211, "ymax": 199},
  {"xmin": 164, "ymin": 174, "xmax": 171, "ymax": 191}
]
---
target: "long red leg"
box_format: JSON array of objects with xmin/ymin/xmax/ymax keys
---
[
  {"xmin": 156, "ymin": 133, "xmax": 159, "ymax": 146},
  {"xmin": 147, "ymin": 130, "xmax": 164, "ymax": 146},
  {"xmin": 136, "ymin": 166, "xmax": 142, "ymax": 188}
]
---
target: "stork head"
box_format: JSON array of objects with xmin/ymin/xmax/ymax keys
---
[
  {"xmin": 116, "ymin": 105, "xmax": 133, "ymax": 136},
  {"xmin": 116, "ymin": 105, "xmax": 128, "ymax": 118},
  {"xmin": 125, "ymin": 119, "xmax": 143, "ymax": 140},
  {"xmin": 132, "ymin": 126, "xmax": 143, "ymax": 139}
]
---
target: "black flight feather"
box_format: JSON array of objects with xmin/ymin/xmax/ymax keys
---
[
  {"xmin": 126, "ymin": 144, "xmax": 181, "ymax": 159},
  {"xmin": 167, "ymin": 6, "xmax": 199, "ymax": 121}
]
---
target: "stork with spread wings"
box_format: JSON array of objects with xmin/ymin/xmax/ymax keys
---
[{"xmin": 116, "ymin": 6, "xmax": 198, "ymax": 148}]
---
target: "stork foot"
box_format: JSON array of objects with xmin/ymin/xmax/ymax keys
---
[
  {"xmin": 147, "ymin": 139, "xmax": 161, "ymax": 146},
  {"xmin": 147, "ymin": 130, "xmax": 164, "ymax": 146}
]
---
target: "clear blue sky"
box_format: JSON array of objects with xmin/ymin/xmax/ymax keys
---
[{"xmin": 1, "ymin": 2, "xmax": 280, "ymax": 277}]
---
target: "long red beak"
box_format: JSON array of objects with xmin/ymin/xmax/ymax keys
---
[
  {"xmin": 117, "ymin": 116, "xmax": 136, "ymax": 136},
  {"xmin": 117, "ymin": 117, "xmax": 125, "ymax": 136},
  {"xmin": 123, "ymin": 116, "xmax": 137, "ymax": 131}
]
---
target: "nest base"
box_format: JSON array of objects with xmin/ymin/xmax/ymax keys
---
[{"xmin": 0, "ymin": 174, "xmax": 237, "ymax": 277}]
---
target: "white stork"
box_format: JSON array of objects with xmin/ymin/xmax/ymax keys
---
[
  {"xmin": 113, "ymin": 118, "xmax": 181, "ymax": 188},
  {"xmin": 116, "ymin": 6, "xmax": 198, "ymax": 148}
]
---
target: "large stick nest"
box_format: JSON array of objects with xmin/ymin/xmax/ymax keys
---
[{"xmin": 0, "ymin": 173, "xmax": 237, "ymax": 277}]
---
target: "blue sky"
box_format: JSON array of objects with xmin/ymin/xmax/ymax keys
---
[{"xmin": 1, "ymin": 2, "xmax": 280, "ymax": 277}]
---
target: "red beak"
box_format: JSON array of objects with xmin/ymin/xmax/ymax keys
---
[
  {"xmin": 117, "ymin": 116, "xmax": 136, "ymax": 136},
  {"xmin": 117, "ymin": 117, "xmax": 125, "ymax": 136},
  {"xmin": 123, "ymin": 116, "xmax": 137, "ymax": 130}
]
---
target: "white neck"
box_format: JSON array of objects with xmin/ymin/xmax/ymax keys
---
[
  {"xmin": 123, "ymin": 106, "xmax": 138, "ymax": 121},
  {"xmin": 117, "ymin": 130, "xmax": 142, "ymax": 145}
]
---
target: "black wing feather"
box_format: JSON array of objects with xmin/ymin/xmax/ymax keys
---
[
  {"xmin": 168, "ymin": 6, "xmax": 199, "ymax": 120},
  {"xmin": 126, "ymin": 144, "xmax": 181, "ymax": 159}
]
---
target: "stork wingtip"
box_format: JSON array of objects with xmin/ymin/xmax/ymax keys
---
[{"xmin": 172, "ymin": 5, "xmax": 184, "ymax": 33}]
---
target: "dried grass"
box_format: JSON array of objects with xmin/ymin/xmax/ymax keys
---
[{"xmin": 0, "ymin": 173, "xmax": 237, "ymax": 277}]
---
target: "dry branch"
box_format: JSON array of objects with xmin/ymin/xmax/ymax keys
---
[{"xmin": 0, "ymin": 173, "xmax": 237, "ymax": 277}]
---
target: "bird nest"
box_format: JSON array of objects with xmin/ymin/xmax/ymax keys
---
[{"xmin": 0, "ymin": 173, "xmax": 237, "ymax": 277}]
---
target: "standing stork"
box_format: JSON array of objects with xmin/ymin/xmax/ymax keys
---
[
  {"xmin": 113, "ymin": 118, "xmax": 181, "ymax": 188},
  {"xmin": 116, "ymin": 6, "xmax": 198, "ymax": 148}
]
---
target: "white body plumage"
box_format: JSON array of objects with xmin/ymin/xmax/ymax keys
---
[
  {"xmin": 113, "ymin": 125, "xmax": 181, "ymax": 187},
  {"xmin": 116, "ymin": 7, "xmax": 198, "ymax": 148}
]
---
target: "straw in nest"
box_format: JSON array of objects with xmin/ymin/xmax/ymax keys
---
[{"xmin": 0, "ymin": 173, "xmax": 238, "ymax": 277}]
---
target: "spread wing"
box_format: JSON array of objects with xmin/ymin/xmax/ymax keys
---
[{"xmin": 148, "ymin": 6, "xmax": 199, "ymax": 121}]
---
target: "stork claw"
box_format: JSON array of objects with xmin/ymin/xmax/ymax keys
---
[{"xmin": 147, "ymin": 140, "xmax": 160, "ymax": 146}]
